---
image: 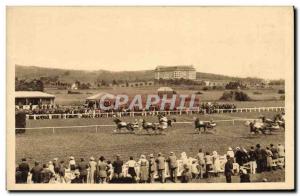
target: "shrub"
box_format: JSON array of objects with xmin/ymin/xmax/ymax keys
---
[
  {"xmin": 219, "ymin": 91, "xmax": 251, "ymax": 101},
  {"xmin": 235, "ymin": 91, "xmax": 251, "ymax": 101},
  {"xmin": 202, "ymin": 87, "xmax": 209, "ymax": 91},
  {"xmin": 195, "ymin": 91, "xmax": 203, "ymax": 95},
  {"xmin": 219, "ymin": 91, "xmax": 234, "ymax": 101},
  {"xmin": 278, "ymin": 89, "xmax": 285, "ymax": 94},
  {"xmin": 280, "ymin": 95, "xmax": 285, "ymax": 100}
]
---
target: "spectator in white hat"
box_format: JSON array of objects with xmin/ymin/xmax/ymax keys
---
[
  {"xmin": 69, "ymin": 156, "xmax": 76, "ymax": 171},
  {"xmin": 138, "ymin": 155, "xmax": 149, "ymax": 183},
  {"xmin": 227, "ymin": 147, "xmax": 235, "ymax": 162},
  {"xmin": 88, "ymin": 157, "xmax": 97, "ymax": 183}
]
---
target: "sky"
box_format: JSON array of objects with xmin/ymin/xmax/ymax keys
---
[{"xmin": 7, "ymin": 7, "xmax": 293, "ymax": 79}]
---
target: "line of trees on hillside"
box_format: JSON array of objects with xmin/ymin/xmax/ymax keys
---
[{"xmin": 15, "ymin": 78, "xmax": 44, "ymax": 91}]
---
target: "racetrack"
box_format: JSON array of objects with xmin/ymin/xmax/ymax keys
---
[{"xmin": 16, "ymin": 111, "xmax": 285, "ymax": 168}]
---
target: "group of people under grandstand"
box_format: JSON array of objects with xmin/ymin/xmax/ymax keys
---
[
  {"xmin": 15, "ymin": 102, "xmax": 237, "ymax": 119},
  {"xmin": 16, "ymin": 143, "xmax": 284, "ymax": 184}
]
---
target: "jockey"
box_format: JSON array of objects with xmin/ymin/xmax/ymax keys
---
[{"xmin": 133, "ymin": 119, "xmax": 139, "ymax": 128}]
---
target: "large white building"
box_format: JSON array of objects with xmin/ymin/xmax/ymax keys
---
[{"xmin": 154, "ymin": 65, "xmax": 196, "ymax": 80}]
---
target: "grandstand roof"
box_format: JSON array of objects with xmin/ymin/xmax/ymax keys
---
[
  {"xmin": 15, "ymin": 91, "xmax": 55, "ymax": 98},
  {"xmin": 86, "ymin": 92, "xmax": 115, "ymax": 100}
]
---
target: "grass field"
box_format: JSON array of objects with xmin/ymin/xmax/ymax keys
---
[{"xmin": 16, "ymin": 111, "xmax": 284, "ymax": 168}]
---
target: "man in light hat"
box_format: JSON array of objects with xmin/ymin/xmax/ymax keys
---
[
  {"xmin": 156, "ymin": 152, "xmax": 166, "ymax": 183},
  {"xmin": 112, "ymin": 154, "xmax": 123, "ymax": 179},
  {"xmin": 69, "ymin": 156, "xmax": 76, "ymax": 171},
  {"xmin": 226, "ymin": 147, "xmax": 235, "ymax": 162},
  {"xmin": 148, "ymin": 154, "xmax": 156, "ymax": 183},
  {"xmin": 166, "ymin": 152, "xmax": 178, "ymax": 182},
  {"xmin": 88, "ymin": 157, "xmax": 97, "ymax": 183},
  {"xmin": 248, "ymin": 146, "xmax": 256, "ymax": 174}
]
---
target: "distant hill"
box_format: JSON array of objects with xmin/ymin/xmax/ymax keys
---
[
  {"xmin": 15, "ymin": 65, "xmax": 154, "ymax": 83},
  {"xmin": 15, "ymin": 65, "xmax": 264, "ymax": 84}
]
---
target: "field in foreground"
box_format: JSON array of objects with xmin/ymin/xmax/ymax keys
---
[{"xmin": 16, "ymin": 111, "xmax": 285, "ymax": 182}]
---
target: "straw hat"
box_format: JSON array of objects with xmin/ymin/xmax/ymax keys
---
[
  {"xmin": 69, "ymin": 156, "xmax": 74, "ymax": 160},
  {"xmin": 90, "ymin": 157, "xmax": 95, "ymax": 161},
  {"xmin": 149, "ymin": 154, "xmax": 154, "ymax": 158}
]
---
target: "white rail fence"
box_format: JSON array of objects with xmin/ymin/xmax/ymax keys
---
[
  {"xmin": 25, "ymin": 106, "xmax": 285, "ymax": 120},
  {"xmin": 16, "ymin": 118, "xmax": 257, "ymax": 134}
]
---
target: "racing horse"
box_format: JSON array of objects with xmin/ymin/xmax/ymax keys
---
[
  {"xmin": 194, "ymin": 118, "xmax": 217, "ymax": 134},
  {"xmin": 141, "ymin": 115, "xmax": 176, "ymax": 134},
  {"xmin": 113, "ymin": 117, "xmax": 135, "ymax": 133},
  {"xmin": 141, "ymin": 119, "xmax": 159, "ymax": 132},
  {"xmin": 273, "ymin": 113, "xmax": 285, "ymax": 130},
  {"xmin": 157, "ymin": 114, "xmax": 176, "ymax": 132},
  {"xmin": 245, "ymin": 117, "xmax": 280, "ymax": 135}
]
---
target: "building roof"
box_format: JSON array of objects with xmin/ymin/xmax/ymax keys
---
[
  {"xmin": 157, "ymin": 87, "xmax": 174, "ymax": 92},
  {"xmin": 155, "ymin": 65, "xmax": 196, "ymax": 72},
  {"xmin": 15, "ymin": 91, "xmax": 55, "ymax": 98},
  {"xmin": 86, "ymin": 92, "xmax": 115, "ymax": 100}
]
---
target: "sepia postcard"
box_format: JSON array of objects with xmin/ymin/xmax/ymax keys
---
[{"xmin": 6, "ymin": 6, "xmax": 294, "ymax": 191}]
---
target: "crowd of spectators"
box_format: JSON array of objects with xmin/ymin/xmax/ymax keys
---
[
  {"xmin": 15, "ymin": 102, "xmax": 237, "ymax": 120},
  {"xmin": 16, "ymin": 143, "xmax": 284, "ymax": 184}
]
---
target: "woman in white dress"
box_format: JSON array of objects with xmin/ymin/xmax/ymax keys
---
[
  {"xmin": 212, "ymin": 151, "xmax": 221, "ymax": 176},
  {"xmin": 88, "ymin": 157, "xmax": 97, "ymax": 183}
]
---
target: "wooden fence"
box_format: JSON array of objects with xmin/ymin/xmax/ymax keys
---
[{"xmin": 25, "ymin": 106, "xmax": 285, "ymax": 120}]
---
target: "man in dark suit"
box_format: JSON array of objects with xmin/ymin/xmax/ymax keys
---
[
  {"xmin": 224, "ymin": 155, "xmax": 233, "ymax": 183},
  {"xmin": 18, "ymin": 158, "xmax": 30, "ymax": 183},
  {"xmin": 148, "ymin": 154, "xmax": 156, "ymax": 183},
  {"xmin": 30, "ymin": 161, "xmax": 43, "ymax": 183},
  {"xmin": 112, "ymin": 154, "xmax": 123, "ymax": 179},
  {"xmin": 255, "ymin": 144, "xmax": 263, "ymax": 173},
  {"xmin": 156, "ymin": 152, "xmax": 166, "ymax": 183},
  {"xmin": 40, "ymin": 164, "xmax": 53, "ymax": 183},
  {"xmin": 166, "ymin": 152, "xmax": 178, "ymax": 183},
  {"xmin": 77, "ymin": 158, "xmax": 89, "ymax": 183}
]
